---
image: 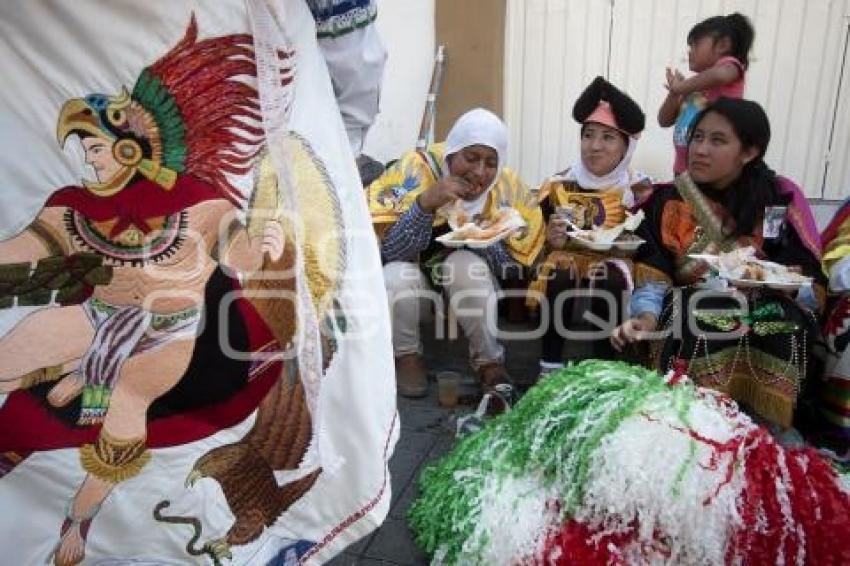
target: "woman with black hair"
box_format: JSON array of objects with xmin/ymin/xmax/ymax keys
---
[
  {"xmin": 530, "ymin": 77, "xmax": 652, "ymax": 375},
  {"xmin": 612, "ymin": 97, "xmax": 825, "ymax": 430}
]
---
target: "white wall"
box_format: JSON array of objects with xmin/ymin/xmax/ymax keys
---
[
  {"xmin": 362, "ymin": 0, "xmax": 436, "ymax": 164},
  {"xmin": 504, "ymin": 0, "xmax": 611, "ymax": 184}
]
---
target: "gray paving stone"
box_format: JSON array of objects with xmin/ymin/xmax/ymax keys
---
[
  {"xmin": 362, "ymin": 518, "xmax": 429, "ymax": 565},
  {"xmin": 388, "ymin": 449, "xmax": 425, "ymax": 510},
  {"xmin": 327, "ymin": 531, "xmax": 373, "ymax": 561},
  {"xmin": 424, "ymin": 433, "xmax": 457, "ymax": 462},
  {"xmin": 393, "ymin": 429, "xmax": 439, "ymax": 456},
  {"xmin": 389, "ymin": 480, "xmax": 419, "ymax": 521},
  {"xmin": 348, "ymin": 532, "xmax": 375, "ymax": 556},
  {"xmin": 362, "ymin": 315, "xmax": 542, "ymax": 565},
  {"xmin": 325, "ymin": 554, "xmax": 417, "ymax": 566},
  {"xmin": 396, "ymin": 404, "xmax": 448, "ymax": 432},
  {"xmin": 324, "ymin": 552, "xmax": 362, "ymax": 566}
]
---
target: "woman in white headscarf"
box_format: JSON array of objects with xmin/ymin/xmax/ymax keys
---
[
  {"xmin": 529, "ymin": 77, "xmax": 651, "ymax": 375},
  {"xmin": 368, "ymin": 108, "xmax": 544, "ymax": 398}
]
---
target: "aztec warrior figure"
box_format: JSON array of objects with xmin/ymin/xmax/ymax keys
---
[{"xmin": 0, "ymin": 15, "xmax": 355, "ymax": 565}]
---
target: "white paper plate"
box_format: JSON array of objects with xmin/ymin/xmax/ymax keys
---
[
  {"xmin": 690, "ymin": 252, "xmax": 812, "ymax": 290},
  {"xmin": 763, "ymin": 277, "xmax": 813, "ymax": 291},
  {"xmin": 613, "ymin": 237, "xmax": 645, "ymax": 251},
  {"xmin": 728, "ymin": 277, "xmax": 765, "ymax": 289},
  {"xmin": 436, "ymin": 228, "xmax": 517, "ymax": 249},
  {"xmin": 688, "ymin": 253, "xmax": 720, "ymax": 264},
  {"xmin": 727, "ymin": 277, "xmax": 811, "ymax": 290},
  {"xmin": 569, "ymin": 235, "xmax": 612, "ymax": 252},
  {"xmin": 569, "ymin": 234, "xmax": 645, "ymax": 253}
]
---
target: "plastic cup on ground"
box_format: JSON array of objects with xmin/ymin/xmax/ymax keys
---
[{"xmin": 436, "ymin": 371, "xmax": 460, "ymax": 408}]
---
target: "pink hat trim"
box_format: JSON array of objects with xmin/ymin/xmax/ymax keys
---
[{"xmin": 585, "ymin": 101, "xmax": 640, "ymax": 139}]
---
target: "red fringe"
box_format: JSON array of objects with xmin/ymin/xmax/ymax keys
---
[
  {"xmin": 524, "ymin": 429, "xmax": 850, "ymax": 564},
  {"xmin": 156, "ymin": 45, "xmax": 255, "ymax": 87},
  {"xmin": 727, "ymin": 434, "xmax": 850, "ymax": 565},
  {"xmin": 142, "ymin": 14, "xmax": 295, "ymax": 206},
  {"xmin": 536, "ymin": 521, "xmax": 621, "ymax": 565},
  {"xmin": 536, "ymin": 520, "xmax": 670, "ymax": 565}
]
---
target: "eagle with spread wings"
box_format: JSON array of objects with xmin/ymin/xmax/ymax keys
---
[{"xmin": 0, "ymin": 13, "xmax": 345, "ymax": 566}]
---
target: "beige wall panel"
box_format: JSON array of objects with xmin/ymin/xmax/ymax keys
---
[{"xmin": 434, "ymin": 0, "xmax": 506, "ymax": 140}]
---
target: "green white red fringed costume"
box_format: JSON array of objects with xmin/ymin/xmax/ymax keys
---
[{"xmin": 409, "ymin": 360, "xmax": 850, "ymax": 565}]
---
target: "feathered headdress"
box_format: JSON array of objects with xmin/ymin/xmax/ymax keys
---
[{"xmin": 56, "ymin": 15, "xmax": 281, "ymax": 204}]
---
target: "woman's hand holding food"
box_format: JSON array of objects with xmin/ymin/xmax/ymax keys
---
[
  {"xmin": 546, "ymin": 216, "xmax": 569, "ymax": 249},
  {"xmin": 418, "ymin": 176, "xmax": 473, "ymax": 213}
]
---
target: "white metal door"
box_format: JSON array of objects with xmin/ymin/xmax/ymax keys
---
[
  {"xmin": 823, "ymin": 16, "xmax": 850, "ymax": 200},
  {"xmin": 505, "ymin": 0, "xmax": 850, "ymax": 200},
  {"xmin": 504, "ymin": 0, "xmax": 613, "ymax": 184}
]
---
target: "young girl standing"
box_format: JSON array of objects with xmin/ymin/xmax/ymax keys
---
[{"xmin": 658, "ymin": 13, "xmax": 755, "ymax": 175}]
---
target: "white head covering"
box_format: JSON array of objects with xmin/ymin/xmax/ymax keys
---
[
  {"xmin": 557, "ymin": 134, "xmax": 639, "ymax": 207},
  {"xmin": 443, "ymin": 108, "xmax": 508, "ymax": 216}
]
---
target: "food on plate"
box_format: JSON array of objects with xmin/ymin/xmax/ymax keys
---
[
  {"xmin": 617, "ymin": 233, "xmax": 643, "ymax": 242},
  {"xmin": 446, "ymin": 207, "xmax": 525, "ymax": 242},
  {"xmin": 699, "ymin": 247, "xmax": 813, "ymax": 287},
  {"xmin": 568, "ymin": 209, "xmax": 644, "ymax": 244},
  {"xmin": 575, "ymin": 232, "xmax": 643, "ymax": 243},
  {"xmin": 742, "ymin": 262, "xmax": 766, "ymax": 281},
  {"xmin": 446, "ymin": 203, "xmax": 470, "ymax": 230}
]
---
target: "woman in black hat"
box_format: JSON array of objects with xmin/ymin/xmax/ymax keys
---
[{"xmin": 530, "ymin": 77, "xmax": 651, "ymax": 375}]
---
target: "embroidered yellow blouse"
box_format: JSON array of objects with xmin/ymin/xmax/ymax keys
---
[
  {"xmin": 537, "ymin": 178, "xmax": 628, "ymax": 230},
  {"xmin": 527, "ymin": 175, "xmax": 648, "ymax": 307},
  {"xmin": 366, "ymin": 143, "xmax": 544, "ymax": 266}
]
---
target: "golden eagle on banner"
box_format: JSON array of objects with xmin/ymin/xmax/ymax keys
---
[{"xmin": 0, "ymin": 1, "xmax": 397, "ymax": 564}]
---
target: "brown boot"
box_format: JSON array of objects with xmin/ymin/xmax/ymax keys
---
[
  {"xmin": 477, "ymin": 362, "xmax": 512, "ymax": 390},
  {"xmin": 396, "ymin": 354, "xmax": 428, "ymax": 398}
]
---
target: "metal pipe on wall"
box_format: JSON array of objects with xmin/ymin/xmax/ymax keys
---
[{"xmin": 417, "ymin": 45, "xmax": 446, "ymax": 150}]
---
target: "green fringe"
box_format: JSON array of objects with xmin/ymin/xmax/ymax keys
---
[
  {"xmin": 131, "ymin": 69, "xmax": 187, "ymax": 172},
  {"xmin": 408, "ymin": 360, "xmax": 688, "ymax": 563}
]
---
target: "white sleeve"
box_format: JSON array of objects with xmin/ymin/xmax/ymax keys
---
[{"xmin": 318, "ymin": 23, "xmax": 387, "ymax": 155}]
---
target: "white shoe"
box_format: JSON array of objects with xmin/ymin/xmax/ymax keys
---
[{"xmin": 536, "ymin": 360, "xmax": 564, "ymax": 382}]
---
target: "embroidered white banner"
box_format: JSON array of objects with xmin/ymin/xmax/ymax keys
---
[{"xmin": 0, "ymin": 1, "xmax": 397, "ymax": 564}]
